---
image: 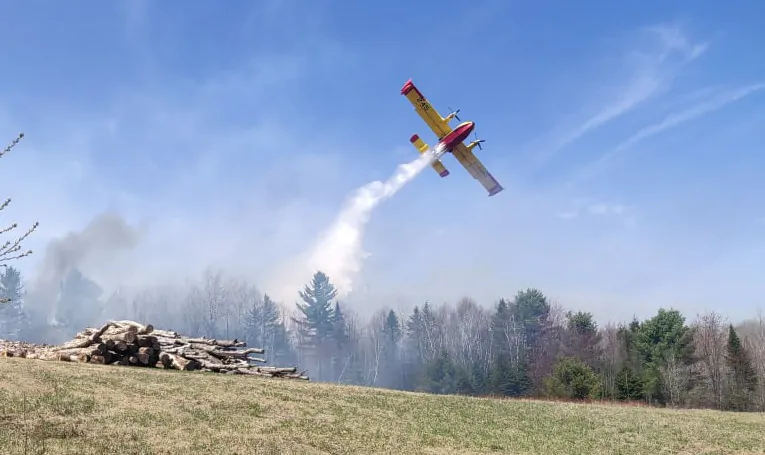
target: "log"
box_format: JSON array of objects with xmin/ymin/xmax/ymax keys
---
[
  {"xmin": 225, "ymin": 368, "xmax": 309, "ymax": 380},
  {"xmin": 137, "ymin": 347, "xmax": 155, "ymax": 365},
  {"xmin": 183, "ymin": 338, "xmax": 246, "ymax": 348},
  {"xmin": 110, "ymin": 320, "xmax": 154, "ymax": 335},
  {"xmin": 136, "ymin": 335, "xmax": 157, "ymax": 347},
  {"xmin": 100, "ymin": 331, "xmax": 137, "ymax": 344},
  {"xmin": 159, "ymin": 352, "xmax": 199, "ymax": 371}
]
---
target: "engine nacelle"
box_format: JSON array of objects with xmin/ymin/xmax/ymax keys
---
[{"xmin": 467, "ymin": 139, "xmax": 485, "ymax": 151}]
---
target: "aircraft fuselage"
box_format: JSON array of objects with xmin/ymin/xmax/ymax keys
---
[{"xmin": 438, "ymin": 121, "xmax": 475, "ymax": 152}]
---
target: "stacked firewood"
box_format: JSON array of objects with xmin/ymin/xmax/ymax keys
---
[{"xmin": 0, "ymin": 320, "xmax": 308, "ymax": 380}]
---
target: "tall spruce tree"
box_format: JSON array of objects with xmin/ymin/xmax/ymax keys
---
[
  {"xmin": 293, "ymin": 271, "xmax": 338, "ymax": 380},
  {"xmin": 0, "ymin": 266, "xmax": 27, "ymax": 339},
  {"xmin": 726, "ymin": 325, "xmax": 758, "ymax": 411},
  {"xmin": 402, "ymin": 305, "xmax": 425, "ymax": 390},
  {"xmin": 381, "ymin": 309, "xmax": 403, "ymax": 388},
  {"xmin": 294, "ymin": 271, "xmax": 337, "ymax": 341},
  {"xmin": 489, "ymin": 299, "xmax": 529, "ymax": 396}
]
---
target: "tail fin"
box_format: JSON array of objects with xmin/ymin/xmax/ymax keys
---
[{"xmin": 410, "ymin": 134, "xmax": 449, "ymax": 178}]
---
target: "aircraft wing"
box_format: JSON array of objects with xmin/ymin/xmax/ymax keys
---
[
  {"xmin": 451, "ymin": 143, "xmax": 504, "ymax": 196},
  {"xmin": 400, "ymin": 79, "xmax": 452, "ymax": 139}
]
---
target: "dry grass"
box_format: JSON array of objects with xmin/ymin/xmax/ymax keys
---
[{"xmin": 1, "ymin": 358, "xmax": 764, "ymax": 454}]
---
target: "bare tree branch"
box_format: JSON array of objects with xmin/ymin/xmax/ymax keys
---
[{"xmin": 0, "ymin": 133, "xmax": 38, "ymax": 304}]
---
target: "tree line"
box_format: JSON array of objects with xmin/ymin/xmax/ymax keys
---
[{"xmin": 1, "ymin": 266, "xmax": 763, "ymax": 412}]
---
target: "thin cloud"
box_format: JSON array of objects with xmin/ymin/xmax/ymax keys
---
[
  {"xmin": 573, "ymin": 81, "xmax": 765, "ymax": 182},
  {"xmin": 555, "ymin": 200, "xmax": 631, "ymax": 222},
  {"xmin": 536, "ymin": 25, "xmax": 708, "ymax": 163}
]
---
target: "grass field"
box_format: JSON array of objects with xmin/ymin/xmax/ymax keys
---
[{"xmin": 1, "ymin": 358, "xmax": 764, "ymax": 455}]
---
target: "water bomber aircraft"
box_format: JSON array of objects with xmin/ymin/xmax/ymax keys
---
[{"xmin": 401, "ymin": 78, "xmax": 504, "ymax": 196}]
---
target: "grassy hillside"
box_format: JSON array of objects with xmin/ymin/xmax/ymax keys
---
[{"xmin": 1, "ymin": 358, "xmax": 763, "ymax": 455}]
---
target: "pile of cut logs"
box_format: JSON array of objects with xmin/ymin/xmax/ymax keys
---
[{"xmin": 0, "ymin": 320, "xmax": 308, "ymax": 380}]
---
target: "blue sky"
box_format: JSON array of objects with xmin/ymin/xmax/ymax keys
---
[{"xmin": 1, "ymin": 0, "xmax": 764, "ymax": 323}]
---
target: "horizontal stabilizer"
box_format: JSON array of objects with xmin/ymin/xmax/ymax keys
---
[{"xmin": 410, "ymin": 134, "xmax": 449, "ymax": 177}]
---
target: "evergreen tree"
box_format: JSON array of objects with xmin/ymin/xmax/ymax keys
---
[
  {"xmin": 246, "ymin": 293, "xmax": 283, "ymax": 363},
  {"xmin": 261, "ymin": 294, "xmax": 281, "ymax": 339},
  {"xmin": 489, "ymin": 356, "xmax": 529, "ymax": 396},
  {"xmin": 269, "ymin": 318, "xmax": 295, "ymax": 367},
  {"xmin": 616, "ymin": 320, "xmax": 644, "ymax": 400},
  {"xmin": 402, "ymin": 306, "xmax": 425, "ymax": 390},
  {"xmin": 381, "ymin": 309, "xmax": 403, "ymax": 388},
  {"xmin": 55, "ymin": 268, "xmax": 103, "ymax": 335},
  {"xmin": 512, "ymin": 288, "xmax": 550, "ymax": 345},
  {"xmin": 294, "ymin": 271, "xmax": 337, "ymax": 341},
  {"xmin": 726, "ymin": 325, "xmax": 758, "ymax": 411},
  {"xmin": 244, "ymin": 294, "xmax": 264, "ymax": 346},
  {"xmin": 419, "ymin": 350, "xmax": 473, "ymax": 395},
  {"xmin": 469, "ymin": 359, "xmax": 489, "ymax": 395},
  {"xmin": 332, "ymin": 302, "xmax": 349, "ymax": 346},
  {"xmin": 615, "ymin": 364, "xmax": 644, "ymax": 401},
  {"xmin": 544, "ymin": 357, "xmax": 601, "ymax": 400},
  {"xmin": 0, "ymin": 266, "xmax": 27, "ymax": 339},
  {"xmin": 491, "ymin": 299, "xmax": 513, "ymax": 357},
  {"xmin": 331, "ymin": 301, "xmax": 351, "ymax": 382},
  {"xmin": 293, "ymin": 271, "xmax": 338, "ymax": 380},
  {"xmin": 419, "ymin": 302, "xmax": 439, "ymax": 361},
  {"xmin": 565, "ymin": 311, "xmax": 601, "ymax": 366},
  {"xmin": 634, "ymin": 308, "xmax": 696, "ymax": 404},
  {"xmin": 489, "ymin": 299, "xmax": 529, "ymax": 396}
]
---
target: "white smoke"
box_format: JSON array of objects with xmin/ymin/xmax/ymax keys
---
[{"xmin": 270, "ymin": 145, "xmax": 445, "ymax": 301}]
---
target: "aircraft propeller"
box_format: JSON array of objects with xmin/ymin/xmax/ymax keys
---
[
  {"xmin": 471, "ymin": 132, "xmax": 485, "ymax": 150},
  {"xmin": 447, "ymin": 106, "xmax": 461, "ymax": 122}
]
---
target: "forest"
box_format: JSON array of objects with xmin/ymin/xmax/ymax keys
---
[{"xmin": 1, "ymin": 264, "xmax": 763, "ymax": 413}]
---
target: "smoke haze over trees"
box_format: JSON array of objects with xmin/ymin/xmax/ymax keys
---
[{"xmin": 3, "ymin": 241, "xmax": 764, "ymax": 413}]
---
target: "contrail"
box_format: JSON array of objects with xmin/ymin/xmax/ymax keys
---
[{"xmin": 271, "ymin": 145, "xmax": 445, "ymax": 301}]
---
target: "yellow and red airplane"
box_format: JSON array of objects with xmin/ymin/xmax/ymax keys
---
[{"xmin": 401, "ymin": 78, "xmax": 504, "ymax": 197}]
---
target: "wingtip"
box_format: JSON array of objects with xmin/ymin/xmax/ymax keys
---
[
  {"xmin": 488, "ymin": 186, "xmax": 504, "ymax": 197},
  {"xmin": 400, "ymin": 78, "xmax": 415, "ymax": 95}
]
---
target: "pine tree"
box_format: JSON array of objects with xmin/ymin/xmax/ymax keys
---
[
  {"xmin": 269, "ymin": 319, "xmax": 295, "ymax": 367},
  {"xmin": 419, "ymin": 350, "xmax": 469, "ymax": 395},
  {"xmin": 294, "ymin": 271, "xmax": 337, "ymax": 341},
  {"xmin": 488, "ymin": 299, "xmax": 530, "ymax": 396},
  {"xmin": 381, "ymin": 309, "xmax": 403, "ymax": 388},
  {"xmin": 332, "ymin": 302, "xmax": 348, "ymax": 346},
  {"xmin": 489, "ymin": 356, "xmax": 529, "ymax": 396},
  {"xmin": 512, "ymin": 288, "xmax": 550, "ymax": 345},
  {"xmin": 491, "ymin": 299, "xmax": 512, "ymax": 357},
  {"xmin": 469, "ymin": 359, "xmax": 488, "ymax": 395},
  {"xmin": 615, "ymin": 364, "xmax": 644, "ymax": 401},
  {"xmin": 293, "ymin": 271, "xmax": 338, "ymax": 381},
  {"xmin": 246, "ymin": 293, "xmax": 282, "ymax": 356},
  {"xmin": 565, "ymin": 311, "xmax": 600, "ymax": 366},
  {"xmin": 726, "ymin": 325, "xmax": 758, "ymax": 411},
  {"xmin": 0, "ymin": 266, "xmax": 27, "ymax": 339},
  {"xmin": 419, "ymin": 302, "xmax": 438, "ymax": 362},
  {"xmin": 544, "ymin": 357, "xmax": 601, "ymax": 400},
  {"xmin": 402, "ymin": 306, "xmax": 425, "ymax": 390},
  {"xmin": 261, "ymin": 294, "xmax": 280, "ymax": 339},
  {"xmin": 331, "ymin": 301, "xmax": 351, "ymax": 382},
  {"xmin": 634, "ymin": 308, "xmax": 696, "ymax": 405},
  {"xmin": 244, "ymin": 295, "xmax": 264, "ymax": 347},
  {"xmin": 55, "ymin": 268, "xmax": 103, "ymax": 335}
]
